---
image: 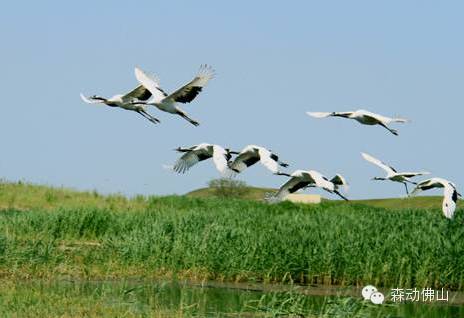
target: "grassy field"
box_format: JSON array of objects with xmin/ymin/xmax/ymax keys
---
[
  {"xmin": 0, "ymin": 181, "xmax": 148, "ymax": 211},
  {"xmin": 1, "ymin": 179, "xmax": 458, "ymax": 210},
  {"xmin": 0, "ymin": 180, "xmax": 463, "ymax": 292}
]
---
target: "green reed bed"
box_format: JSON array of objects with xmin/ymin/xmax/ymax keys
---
[{"xmin": 0, "ymin": 196, "xmax": 463, "ymax": 290}]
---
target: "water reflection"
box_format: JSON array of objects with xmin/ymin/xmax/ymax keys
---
[{"xmin": 8, "ymin": 280, "xmax": 464, "ymax": 317}]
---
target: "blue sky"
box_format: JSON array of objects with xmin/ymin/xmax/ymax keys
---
[{"xmin": 1, "ymin": 1, "xmax": 463, "ymax": 199}]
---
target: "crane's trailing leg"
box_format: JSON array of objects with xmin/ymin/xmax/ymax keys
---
[
  {"xmin": 144, "ymin": 111, "xmax": 161, "ymax": 124},
  {"xmin": 177, "ymin": 111, "xmax": 199, "ymax": 126},
  {"xmin": 136, "ymin": 109, "xmax": 160, "ymax": 124},
  {"xmin": 334, "ymin": 190, "xmax": 349, "ymax": 201},
  {"xmin": 403, "ymin": 182, "xmax": 409, "ymax": 196},
  {"xmin": 379, "ymin": 122, "xmax": 398, "ymax": 136}
]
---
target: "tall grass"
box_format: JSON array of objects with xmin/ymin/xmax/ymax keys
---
[{"xmin": 0, "ymin": 195, "xmax": 463, "ymax": 290}]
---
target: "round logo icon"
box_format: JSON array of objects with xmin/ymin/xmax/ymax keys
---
[
  {"xmin": 370, "ymin": 291, "xmax": 385, "ymax": 305},
  {"xmin": 362, "ymin": 285, "xmax": 378, "ymax": 300}
]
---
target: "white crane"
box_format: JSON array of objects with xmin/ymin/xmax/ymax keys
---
[
  {"xmin": 228, "ymin": 145, "xmax": 288, "ymax": 175},
  {"xmin": 134, "ymin": 65, "xmax": 215, "ymax": 126},
  {"xmin": 172, "ymin": 143, "xmax": 235, "ymax": 175},
  {"xmin": 269, "ymin": 170, "xmax": 349, "ymax": 202},
  {"xmin": 80, "ymin": 85, "xmax": 160, "ymax": 124},
  {"xmin": 411, "ymin": 178, "xmax": 461, "ymax": 219},
  {"xmin": 361, "ymin": 152, "xmax": 429, "ymax": 195},
  {"xmin": 307, "ymin": 109, "xmax": 408, "ymax": 135}
]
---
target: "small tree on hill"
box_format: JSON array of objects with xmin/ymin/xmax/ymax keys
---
[{"xmin": 208, "ymin": 178, "xmax": 248, "ymax": 198}]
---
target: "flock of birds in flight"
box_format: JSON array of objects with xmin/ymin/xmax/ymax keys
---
[{"xmin": 81, "ymin": 65, "xmax": 460, "ymax": 219}]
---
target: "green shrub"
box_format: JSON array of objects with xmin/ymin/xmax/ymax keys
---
[{"xmin": 207, "ymin": 178, "xmax": 248, "ymax": 198}]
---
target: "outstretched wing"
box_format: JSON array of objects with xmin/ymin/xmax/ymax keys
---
[
  {"xmin": 229, "ymin": 150, "xmax": 259, "ymax": 174},
  {"xmin": 410, "ymin": 178, "xmax": 435, "ymax": 196},
  {"xmin": 443, "ymin": 185, "xmax": 459, "ymax": 219},
  {"xmin": 361, "ymin": 152, "xmax": 396, "ymax": 174},
  {"xmin": 165, "ymin": 64, "xmax": 215, "ymax": 104},
  {"xmin": 272, "ymin": 176, "xmax": 309, "ymax": 202},
  {"xmin": 397, "ymin": 171, "xmax": 430, "ymax": 178},
  {"xmin": 257, "ymin": 147, "xmax": 279, "ymax": 173},
  {"xmin": 361, "ymin": 111, "xmax": 408, "ymax": 124},
  {"xmin": 134, "ymin": 67, "xmax": 168, "ymax": 103},
  {"xmin": 173, "ymin": 148, "xmax": 211, "ymax": 174},
  {"xmin": 307, "ymin": 171, "xmax": 334, "ymax": 191},
  {"xmin": 123, "ymin": 85, "xmax": 152, "ymax": 101},
  {"xmin": 212, "ymin": 145, "xmax": 233, "ymax": 175}
]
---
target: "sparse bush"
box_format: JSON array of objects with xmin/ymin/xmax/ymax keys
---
[{"xmin": 208, "ymin": 178, "xmax": 248, "ymax": 198}]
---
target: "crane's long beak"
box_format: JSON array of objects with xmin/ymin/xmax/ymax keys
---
[
  {"xmin": 332, "ymin": 112, "xmax": 349, "ymax": 118},
  {"xmin": 275, "ymin": 172, "xmax": 291, "ymax": 177},
  {"xmin": 92, "ymin": 95, "xmax": 107, "ymax": 102}
]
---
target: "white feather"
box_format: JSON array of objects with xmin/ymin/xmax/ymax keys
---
[
  {"xmin": 361, "ymin": 152, "xmax": 396, "ymax": 175},
  {"xmin": 134, "ymin": 67, "xmax": 167, "ymax": 103},
  {"xmin": 257, "ymin": 147, "xmax": 279, "ymax": 173},
  {"xmin": 212, "ymin": 145, "xmax": 233, "ymax": 175}
]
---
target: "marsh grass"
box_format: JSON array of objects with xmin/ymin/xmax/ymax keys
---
[{"xmin": 0, "ymin": 182, "xmax": 463, "ymax": 290}]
